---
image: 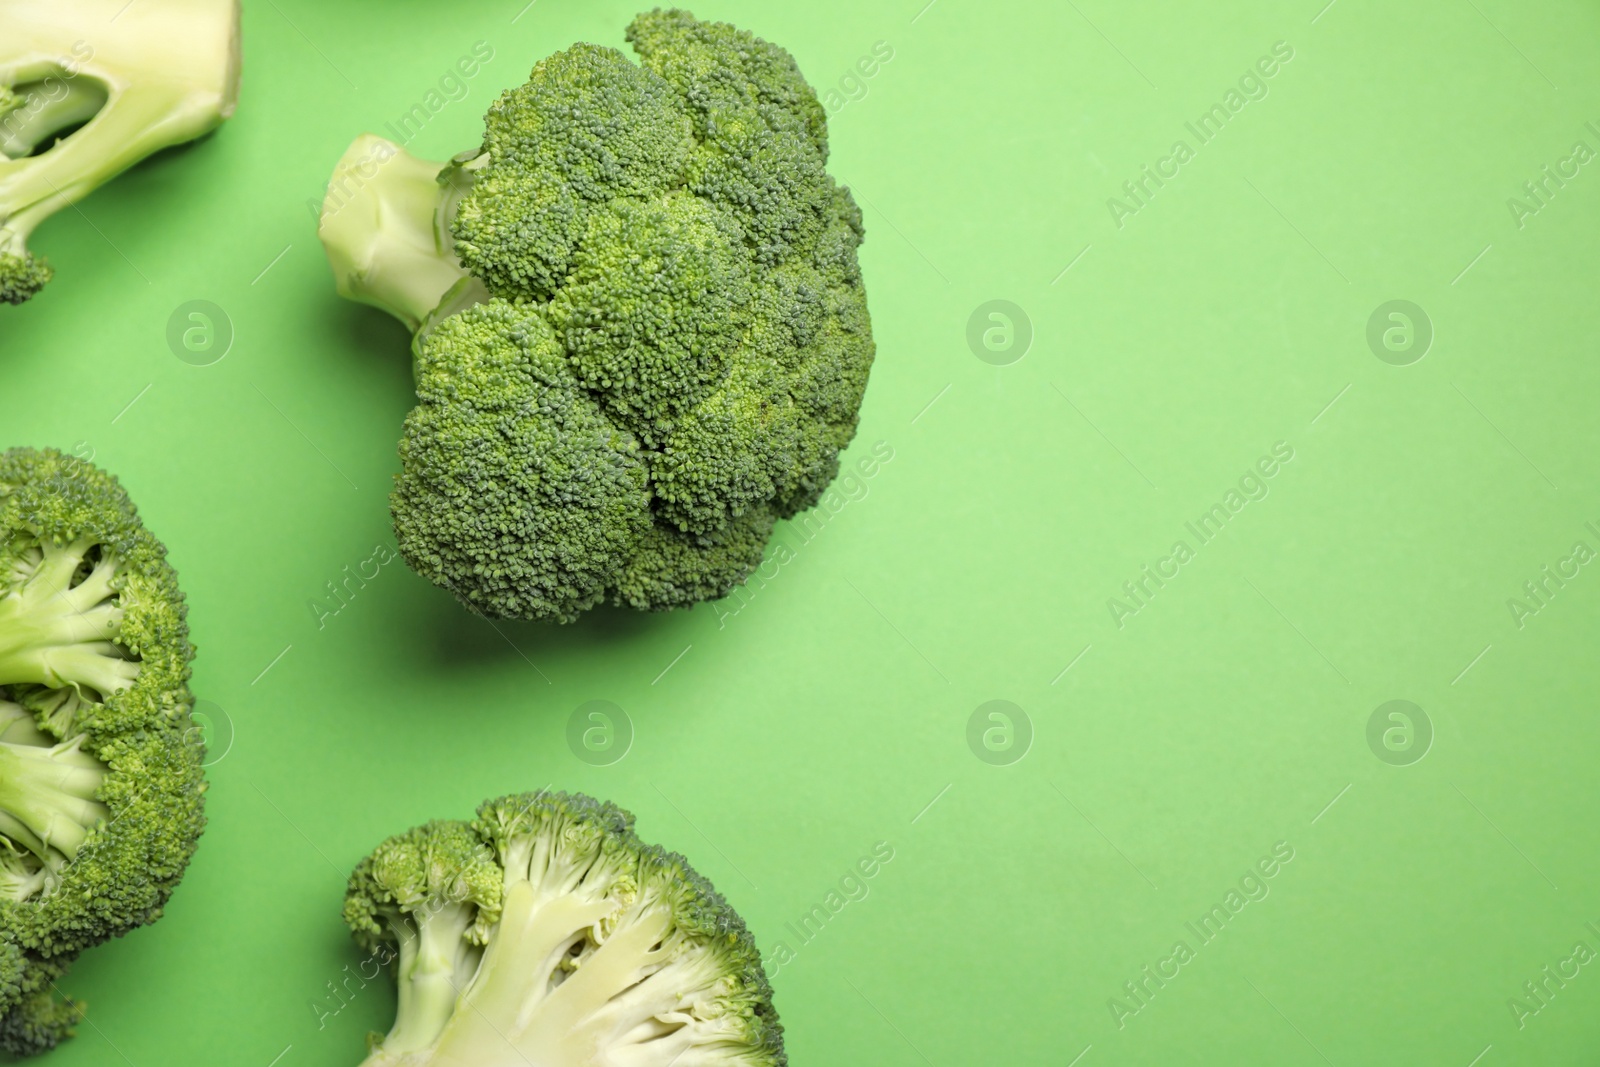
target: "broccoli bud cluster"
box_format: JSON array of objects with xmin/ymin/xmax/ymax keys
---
[
  {"xmin": 345, "ymin": 791, "xmax": 785, "ymax": 1067},
  {"xmin": 325, "ymin": 10, "xmax": 876, "ymax": 622},
  {"xmin": 0, "ymin": 448, "xmax": 207, "ymax": 1055}
]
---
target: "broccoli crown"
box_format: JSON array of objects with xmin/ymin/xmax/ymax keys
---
[
  {"xmin": 0, "ymin": 448, "xmax": 207, "ymax": 1055},
  {"xmin": 383, "ymin": 8, "xmax": 875, "ymax": 621},
  {"xmin": 346, "ymin": 790, "xmax": 785, "ymax": 1067}
]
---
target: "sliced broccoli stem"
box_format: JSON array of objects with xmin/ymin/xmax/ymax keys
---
[
  {"xmin": 0, "ymin": 736, "xmax": 107, "ymax": 866},
  {"xmin": 0, "ymin": 0, "xmax": 242, "ymax": 306},
  {"xmin": 0, "ymin": 538, "xmax": 139, "ymax": 695},
  {"xmin": 0, "ymin": 700, "xmax": 49, "ymax": 745},
  {"xmin": 0, "ymin": 844, "xmax": 56, "ymax": 901},
  {"xmin": 382, "ymin": 881, "xmax": 675, "ymax": 1067},
  {"xmin": 0, "ymin": 79, "xmax": 110, "ymax": 161},
  {"xmin": 0, "ymin": 81, "xmax": 214, "ymax": 253},
  {"xmin": 318, "ymin": 136, "xmax": 482, "ymax": 332},
  {"xmin": 0, "ymin": 0, "xmax": 243, "ymax": 232},
  {"xmin": 383, "ymin": 902, "xmax": 481, "ymax": 1054}
]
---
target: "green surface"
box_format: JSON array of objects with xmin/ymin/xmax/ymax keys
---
[{"xmin": 6, "ymin": 0, "xmax": 1600, "ymax": 1063}]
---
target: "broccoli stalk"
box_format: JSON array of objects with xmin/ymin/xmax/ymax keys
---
[
  {"xmin": 0, "ymin": 80, "xmax": 107, "ymax": 161},
  {"xmin": 0, "ymin": 536, "xmax": 129, "ymax": 891},
  {"xmin": 318, "ymin": 136, "xmax": 485, "ymax": 333},
  {"xmin": 0, "ymin": 736, "xmax": 106, "ymax": 874},
  {"xmin": 347, "ymin": 792, "xmax": 785, "ymax": 1067},
  {"xmin": 344, "ymin": 819, "xmax": 501, "ymax": 1057},
  {"xmin": 0, "ymin": 0, "xmax": 243, "ymax": 305},
  {"xmin": 382, "ymin": 898, "xmax": 482, "ymax": 1053},
  {"xmin": 0, "ymin": 538, "xmax": 139, "ymax": 696},
  {"xmin": 430, "ymin": 878, "xmax": 727, "ymax": 1067}
]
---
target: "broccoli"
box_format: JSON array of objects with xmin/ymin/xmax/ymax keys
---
[
  {"xmin": 344, "ymin": 790, "xmax": 784, "ymax": 1067},
  {"xmin": 0, "ymin": 448, "xmax": 207, "ymax": 1056},
  {"xmin": 318, "ymin": 9, "xmax": 876, "ymax": 622},
  {"xmin": 1, "ymin": 0, "xmax": 242, "ymax": 305}
]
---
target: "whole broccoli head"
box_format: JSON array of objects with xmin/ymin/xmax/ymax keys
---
[
  {"xmin": 345, "ymin": 790, "xmax": 783, "ymax": 1067},
  {"xmin": 319, "ymin": 9, "xmax": 875, "ymax": 622},
  {"xmin": 1, "ymin": 0, "xmax": 242, "ymax": 306},
  {"xmin": 0, "ymin": 447, "xmax": 207, "ymax": 1055}
]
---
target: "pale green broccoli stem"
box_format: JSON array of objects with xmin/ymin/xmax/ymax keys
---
[
  {"xmin": 0, "ymin": 737, "xmax": 106, "ymax": 867},
  {"xmin": 382, "ymin": 902, "xmax": 481, "ymax": 1054},
  {"xmin": 364, "ymin": 883, "xmax": 610, "ymax": 1066},
  {"xmin": 365, "ymin": 880, "xmax": 710, "ymax": 1067},
  {"xmin": 0, "ymin": 538, "xmax": 140, "ymax": 696},
  {"xmin": 0, "ymin": 697, "xmax": 108, "ymax": 889},
  {"xmin": 0, "ymin": 848, "xmax": 54, "ymax": 901},
  {"xmin": 1, "ymin": 0, "xmax": 242, "ymax": 303},
  {"xmin": 318, "ymin": 136, "xmax": 486, "ymax": 333},
  {"xmin": 0, "ymin": 701, "xmax": 45, "ymax": 744},
  {"xmin": 0, "ymin": 76, "xmax": 214, "ymax": 256},
  {"xmin": 0, "ymin": 80, "xmax": 109, "ymax": 161}
]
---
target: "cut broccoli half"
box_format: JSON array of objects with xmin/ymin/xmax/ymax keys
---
[
  {"xmin": 0, "ymin": 447, "xmax": 207, "ymax": 1056},
  {"xmin": 0, "ymin": 0, "xmax": 242, "ymax": 305},
  {"xmin": 345, "ymin": 791, "xmax": 784, "ymax": 1067}
]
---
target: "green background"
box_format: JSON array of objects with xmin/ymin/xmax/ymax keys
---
[{"xmin": 7, "ymin": 0, "xmax": 1600, "ymax": 1062}]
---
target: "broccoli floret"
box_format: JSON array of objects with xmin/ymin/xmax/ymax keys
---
[
  {"xmin": 454, "ymin": 42, "xmax": 695, "ymax": 303},
  {"xmin": 626, "ymin": 9, "xmax": 833, "ymax": 265},
  {"xmin": 0, "ymin": 448, "xmax": 207, "ymax": 1056},
  {"xmin": 612, "ymin": 507, "xmax": 778, "ymax": 613},
  {"xmin": 0, "ymin": 949, "xmax": 80, "ymax": 1056},
  {"xmin": 319, "ymin": 9, "xmax": 875, "ymax": 622},
  {"xmin": 0, "ymin": 0, "xmax": 242, "ymax": 306},
  {"xmin": 345, "ymin": 791, "xmax": 784, "ymax": 1067},
  {"xmin": 393, "ymin": 301, "xmax": 653, "ymax": 623}
]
